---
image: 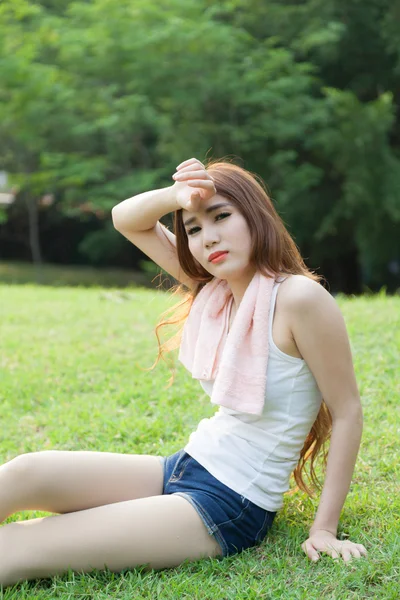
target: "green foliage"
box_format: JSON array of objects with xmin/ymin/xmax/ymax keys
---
[
  {"xmin": 0, "ymin": 208, "xmax": 8, "ymax": 225},
  {"xmin": 77, "ymin": 223, "xmax": 127, "ymax": 264},
  {"xmin": 0, "ymin": 0, "xmax": 399, "ymax": 289}
]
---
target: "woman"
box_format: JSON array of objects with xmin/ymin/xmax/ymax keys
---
[{"xmin": 0, "ymin": 157, "xmax": 367, "ymax": 587}]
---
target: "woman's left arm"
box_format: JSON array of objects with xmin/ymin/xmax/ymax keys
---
[{"xmin": 287, "ymin": 277, "xmax": 368, "ymax": 564}]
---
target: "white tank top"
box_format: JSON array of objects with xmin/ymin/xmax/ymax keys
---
[{"xmin": 184, "ymin": 277, "xmax": 323, "ymax": 511}]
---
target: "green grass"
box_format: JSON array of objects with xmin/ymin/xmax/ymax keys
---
[
  {"xmin": 0, "ymin": 260, "xmax": 170, "ymax": 289},
  {"xmin": 0, "ymin": 282, "xmax": 399, "ymax": 599}
]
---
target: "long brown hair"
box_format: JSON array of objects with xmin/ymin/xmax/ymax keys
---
[{"xmin": 145, "ymin": 157, "xmax": 332, "ymax": 498}]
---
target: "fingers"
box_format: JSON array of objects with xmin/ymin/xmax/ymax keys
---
[
  {"xmin": 342, "ymin": 548, "xmax": 353, "ymax": 563},
  {"xmin": 173, "ymin": 170, "xmax": 209, "ymax": 182},
  {"xmin": 176, "ymin": 158, "xmax": 205, "ymax": 170},
  {"xmin": 302, "ymin": 539, "xmax": 368, "ymax": 564},
  {"xmin": 326, "ymin": 545, "xmax": 340, "ymax": 560},
  {"xmin": 172, "ymin": 160, "xmax": 216, "ymax": 200},
  {"xmin": 342, "ymin": 543, "xmax": 367, "ymax": 561},
  {"xmin": 339, "ymin": 545, "xmax": 363, "ymax": 563},
  {"xmin": 172, "ymin": 168, "xmax": 215, "ymax": 193},
  {"xmin": 175, "ymin": 164, "xmax": 204, "ymax": 175},
  {"xmin": 356, "ymin": 543, "xmax": 368, "ymax": 557},
  {"xmin": 301, "ymin": 540, "xmax": 320, "ymax": 562},
  {"xmin": 187, "ymin": 180, "xmax": 215, "ymax": 188}
]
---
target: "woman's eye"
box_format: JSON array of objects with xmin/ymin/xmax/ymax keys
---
[{"xmin": 187, "ymin": 212, "xmax": 231, "ymax": 236}]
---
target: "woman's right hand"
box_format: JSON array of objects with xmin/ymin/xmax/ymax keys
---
[{"xmin": 171, "ymin": 158, "xmax": 217, "ymax": 212}]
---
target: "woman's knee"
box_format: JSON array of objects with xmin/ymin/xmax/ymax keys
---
[
  {"xmin": 3, "ymin": 453, "xmax": 32, "ymax": 478},
  {"xmin": 4, "ymin": 451, "xmax": 54, "ymax": 490}
]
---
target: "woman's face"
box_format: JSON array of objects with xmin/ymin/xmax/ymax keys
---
[{"xmin": 182, "ymin": 194, "xmax": 255, "ymax": 281}]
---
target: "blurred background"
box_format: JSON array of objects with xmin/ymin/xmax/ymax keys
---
[{"xmin": 0, "ymin": 0, "xmax": 399, "ymax": 294}]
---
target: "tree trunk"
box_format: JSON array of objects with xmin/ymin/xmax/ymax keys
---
[{"xmin": 25, "ymin": 194, "xmax": 43, "ymax": 283}]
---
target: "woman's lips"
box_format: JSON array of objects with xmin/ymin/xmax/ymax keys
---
[{"xmin": 210, "ymin": 252, "xmax": 229, "ymax": 264}]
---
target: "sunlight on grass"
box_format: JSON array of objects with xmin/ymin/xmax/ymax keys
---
[{"xmin": 0, "ymin": 283, "xmax": 398, "ymax": 599}]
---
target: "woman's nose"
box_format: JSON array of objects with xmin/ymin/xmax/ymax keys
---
[{"xmin": 204, "ymin": 233, "xmax": 220, "ymax": 248}]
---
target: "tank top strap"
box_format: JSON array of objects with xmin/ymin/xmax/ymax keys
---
[{"xmin": 268, "ymin": 276, "xmax": 288, "ymax": 332}]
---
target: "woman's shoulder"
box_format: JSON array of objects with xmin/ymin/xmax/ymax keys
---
[
  {"xmin": 277, "ymin": 274, "xmax": 333, "ymax": 312},
  {"xmin": 277, "ymin": 275, "xmax": 340, "ymax": 352}
]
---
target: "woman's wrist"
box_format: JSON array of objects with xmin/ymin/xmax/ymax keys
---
[{"xmin": 309, "ymin": 526, "xmax": 338, "ymax": 537}]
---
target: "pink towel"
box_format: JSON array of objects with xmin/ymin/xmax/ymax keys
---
[{"xmin": 178, "ymin": 271, "xmax": 276, "ymax": 415}]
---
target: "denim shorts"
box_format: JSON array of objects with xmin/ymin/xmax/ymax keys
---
[{"xmin": 158, "ymin": 448, "xmax": 276, "ymax": 558}]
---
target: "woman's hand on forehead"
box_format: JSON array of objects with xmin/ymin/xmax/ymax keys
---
[{"xmin": 172, "ymin": 158, "xmax": 217, "ymax": 212}]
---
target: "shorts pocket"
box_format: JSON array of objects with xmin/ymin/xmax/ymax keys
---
[
  {"xmin": 169, "ymin": 452, "xmax": 192, "ymax": 483},
  {"xmin": 217, "ymin": 497, "xmax": 251, "ymax": 528}
]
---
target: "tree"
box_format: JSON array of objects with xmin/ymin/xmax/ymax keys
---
[{"xmin": 0, "ymin": 0, "xmax": 399, "ymax": 291}]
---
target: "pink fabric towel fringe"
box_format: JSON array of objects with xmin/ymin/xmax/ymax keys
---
[{"xmin": 178, "ymin": 271, "xmax": 276, "ymax": 415}]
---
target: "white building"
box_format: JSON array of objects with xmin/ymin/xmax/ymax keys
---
[{"xmin": 0, "ymin": 171, "xmax": 15, "ymax": 205}]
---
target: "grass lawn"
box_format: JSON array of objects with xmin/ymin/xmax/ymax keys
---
[
  {"xmin": 0, "ymin": 260, "xmax": 160, "ymax": 289},
  {"xmin": 0, "ymin": 282, "xmax": 398, "ymax": 599}
]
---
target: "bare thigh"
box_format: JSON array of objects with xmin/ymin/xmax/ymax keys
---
[
  {"xmin": 1, "ymin": 494, "xmax": 223, "ymax": 587},
  {"xmin": 0, "ymin": 450, "xmax": 164, "ymax": 518}
]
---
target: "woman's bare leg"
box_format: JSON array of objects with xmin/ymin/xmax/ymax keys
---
[
  {"xmin": 0, "ymin": 450, "xmax": 164, "ymax": 522},
  {"xmin": 0, "ymin": 494, "xmax": 223, "ymax": 587}
]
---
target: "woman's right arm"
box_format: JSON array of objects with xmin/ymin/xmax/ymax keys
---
[
  {"xmin": 110, "ymin": 160, "xmax": 215, "ymax": 290},
  {"xmin": 111, "ymin": 184, "xmax": 194, "ymax": 289},
  {"xmin": 112, "ymin": 158, "xmax": 215, "ymax": 232},
  {"xmin": 112, "ymin": 185, "xmax": 179, "ymax": 232}
]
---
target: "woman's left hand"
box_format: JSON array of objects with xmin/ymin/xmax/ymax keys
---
[{"xmin": 301, "ymin": 529, "xmax": 368, "ymax": 563}]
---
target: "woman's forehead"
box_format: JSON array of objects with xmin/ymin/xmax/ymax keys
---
[{"xmin": 181, "ymin": 194, "xmax": 232, "ymax": 218}]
